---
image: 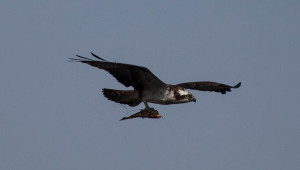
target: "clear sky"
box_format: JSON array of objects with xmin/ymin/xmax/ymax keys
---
[{"xmin": 1, "ymin": 0, "xmax": 300, "ymax": 170}]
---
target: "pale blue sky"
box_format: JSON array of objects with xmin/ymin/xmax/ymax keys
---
[{"xmin": 1, "ymin": 0, "xmax": 300, "ymax": 170}]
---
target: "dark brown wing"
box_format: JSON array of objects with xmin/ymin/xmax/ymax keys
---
[
  {"xmin": 69, "ymin": 53, "xmax": 167, "ymax": 91},
  {"xmin": 176, "ymin": 81, "xmax": 241, "ymax": 94}
]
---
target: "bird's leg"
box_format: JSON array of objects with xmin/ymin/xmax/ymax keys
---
[{"xmin": 143, "ymin": 101, "xmax": 151, "ymax": 112}]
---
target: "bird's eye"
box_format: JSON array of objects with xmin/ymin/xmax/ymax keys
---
[{"xmin": 184, "ymin": 94, "xmax": 190, "ymax": 98}]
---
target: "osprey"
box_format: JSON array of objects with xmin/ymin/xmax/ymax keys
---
[{"xmin": 70, "ymin": 53, "xmax": 241, "ymax": 112}]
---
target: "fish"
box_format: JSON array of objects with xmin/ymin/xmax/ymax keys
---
[{"xmin": 120, "ymin": 108, "xmax": 162, "ymax": 121}]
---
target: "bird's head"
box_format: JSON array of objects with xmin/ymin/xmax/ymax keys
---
[{"xmin": 174, "ymin": 87, "xmax": 196, "ymax": 103}]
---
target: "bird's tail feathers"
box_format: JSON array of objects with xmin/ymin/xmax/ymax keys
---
[{"xmin": 102, "ymin": 88, "xmax": 141, "ymax": 107}]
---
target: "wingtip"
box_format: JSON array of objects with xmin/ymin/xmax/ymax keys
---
[
  {"xmin": 120, "ymin": 117, "xmax": 127, "ymax": 121},
  {"xmin": 90, "ymin": 52, "xmax": 107, "ymax": 62},
  {"xmin": 233, "ymin": 82, "xmax": 241, "ymax": 88},
  {"xmin": 68, "ymin": 57, "xmax": 80, "ymax": 62}
]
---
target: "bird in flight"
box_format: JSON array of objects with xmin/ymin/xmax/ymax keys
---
[{"xmin": 70, "ymin": 53, "xmax": 241, "ymax": 118}]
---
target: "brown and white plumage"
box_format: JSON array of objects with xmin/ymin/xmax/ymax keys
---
[{"xmin": 69, "ymin": 53, "xmax": 241, "ymax": 110}]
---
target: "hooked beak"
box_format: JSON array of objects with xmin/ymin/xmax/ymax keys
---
[{"xmin": 190, "ymin": 96, "xmax": 196, "ymax": 103}]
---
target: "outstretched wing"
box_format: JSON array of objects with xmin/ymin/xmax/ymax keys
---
[
  {"xmin": 69, "ymin": 53, "xmax": 167, "ymax": 91},
  {"xmin": 176, "ymin": 81, "xmax": 241, "ymax": 94}
]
